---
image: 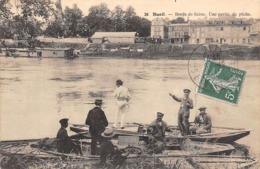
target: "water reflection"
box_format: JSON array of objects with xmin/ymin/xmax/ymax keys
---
[{"xmin": 0, "ymin": 57, "xmax": 260, "ymax": 158}]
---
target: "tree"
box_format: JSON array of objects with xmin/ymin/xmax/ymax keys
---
[
  {"xmin": 76, "ymin": 18, "xmax": 90, "ymax": 37},
  {"xmin": 44, "ymin": 0, "xmax": 65, "ymax": 38},
  {"xmin": 124, "ymin": 15, "xmax": 151, "ymax": 37},
  {"xmin": 45, "ymin": 21, "xmax": 64, "ymax": 38},
  {"xmin": 170, "ymin": 17, "xmax": 186, "ymax": 24},
  {"xmin": 0, "ymin": 0, "xmax": 13, "ymax": 20},
  {"xmin": 19, "ymin": 0, "xmax": 54, "ymax": 20},
  {"xmin": 125, "ymin": 6, "xmax": 136, "ymax": 19},
  {"xmin": 86, "ymin": 3, "xmax": 112, "ymax": 35},
  {"xmin": 138, "ymin": 17, "xmax": 151, "ymax": 37},
  {"xmin": 0, "ymin": 0, "xmax": 14, "ymax": 38},
  {"xmin": 0, "ymin": 20, "xmax": 13, "ymax": 38},
  {"xmin": 0, "ymin": 0, "xmax": 55, "ymax": 39},
  {"xmin": 63, "ymin": 4, "xmax": 83, "ymax": 37},
  {"xmin": 111, "ymin": 5, "xmax": 126, "ymax": 31},
  {"xmin": 5, "ymin": 15, "xmax": 42, "ymax": 40},
  {"xmin": 132, "ymin": 16, "xmax": 151, "ymax": 37}
]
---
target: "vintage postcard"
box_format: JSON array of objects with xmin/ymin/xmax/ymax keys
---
[{"xmin": 0, "ymin": 0, "xmax": 259, "ymax": 168}]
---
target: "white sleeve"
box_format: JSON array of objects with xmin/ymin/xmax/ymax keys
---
[{"xmin": 113, "ymin": 88, "xmax": 119, "ymax": 98}]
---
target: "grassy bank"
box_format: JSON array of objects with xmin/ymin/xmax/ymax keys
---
[
  {"xmin": 2, "ymin": 41, "xmax": 259, "ymax": 59},
  {"xmin": 79, "ymin": 43, "xmax": 260, "ymax": 60}
]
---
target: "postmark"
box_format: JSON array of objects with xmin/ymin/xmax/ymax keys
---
[
  {"xmin": 197, "ymin": 58, "xmax": 246, "ymax": 104},
  {"xmin": 188, "ymin": 43, "xmax": 239, "ymax": 90}
]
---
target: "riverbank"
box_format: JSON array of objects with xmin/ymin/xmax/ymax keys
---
[
  {"xmin": 46, "ymin": 42, "xmax": 260, "ymax": 59},
  {"xmin": 1, "ymin": 42, "xmax": 260, "ymax": 59}
]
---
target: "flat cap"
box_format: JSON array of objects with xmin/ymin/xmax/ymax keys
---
[
  {"xmin": 198, "ymin": 106, "xmax": 207, "ymax": 110},
  {"xmin": 59, "ymin": 118, "xmax": 69, "ymax": 124},
  {"xmin": 183, "ymin": 89, "xmax": 191, "ymax": 93},
  {"xmin": 157, "ymin": 112, "xmax": 164, "ymax": 117},
  {"xmin": 94, "ymin": 99, "xmax": 103, "ymax": 105}
]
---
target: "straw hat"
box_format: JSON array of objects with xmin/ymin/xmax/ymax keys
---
[{"xmin": 101, "ymin": 128, "xmax": 115, "ymax": 138}]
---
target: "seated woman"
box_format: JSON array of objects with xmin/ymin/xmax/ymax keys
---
[{"xmin": 189, "ymin": 107, "xmax": 212, "ymax": 134}]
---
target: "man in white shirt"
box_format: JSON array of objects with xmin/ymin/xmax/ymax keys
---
[{"xmin": 113, "ymin": 79, "xmax": 130, "ymax": 129}]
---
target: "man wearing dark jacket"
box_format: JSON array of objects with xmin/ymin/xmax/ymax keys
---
[
  {"xmin": 189, "ymin": 106, "xmax": 212, "ymax": 134},
  {"xmin": 169, "ymin": 89, "xmax": 193, "ymax": 136},
  {"xmin": 57, "ymin": 118, "xmax": 82, "ymax": 155},
  {"xmin": 85, "ymin": 99, "xmax": 108, "ymax": 155},
  {"xmin": 147, "ymin": 112, "xmax": 172, "ymax": 154}
]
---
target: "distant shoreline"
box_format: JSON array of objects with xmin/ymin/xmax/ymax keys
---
[{"xmin": 1, "ymin": 42, "xmax": 260, "ymax": 60}]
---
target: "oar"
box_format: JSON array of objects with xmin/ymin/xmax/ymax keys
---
[
  {"xmin": 211, "ymin": 126, "xmax": 246, "ymax": 130},
  {"xmin": 84, "ymin": 102, "xmax": 96, "ymax": 104},
  {"xmin": 196, "ymin": 130, "xmax": 250, "ymax": 136},
  {"xmin": 127, "ymin": 153, "xmax": 252, "ymax": 159},
  {"xmin": 40, "ymin": 150, "xmax": 98, "ymax": 160},
  {"xmin": 133, "ymin": 122, "xmax": 147, "ymax": 127},
  {"xmin": 70, "ymin": 124, "xmax": 89, "ymax": 127}
]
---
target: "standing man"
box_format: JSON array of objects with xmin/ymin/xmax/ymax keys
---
[
  {"xmin": 147, "ymin": 112, "xmax": 172, "ymax": 154},
  {"xmin": 85, "ymin": 99, "xmax": 108, "ymax": 155},
  {"xmin": 113, "ymin": 79, "xmax": 130, "ymax": 129},
  {"xmin": 169, "ymin": 89, "xmax": 193, "ymax": 136},
  {"xmin": 189, "ymin": 106, "xmax": 212, "ymax": 134},
  {"xmin": 57, "ymin": 118, "xmax": 82, "ymax": 155}
]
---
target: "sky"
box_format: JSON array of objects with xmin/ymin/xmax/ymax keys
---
[{"xmin": 58, "ymin": 0, "xmax": 260, "ymax": 20}]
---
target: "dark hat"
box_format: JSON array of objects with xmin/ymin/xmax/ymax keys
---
[
  {"xmin": 116, "ymin": 79, "xmax": 123, "ymax": 85},
  {"xmin": 198, "ymin": 106, "xmax": 207, "ymax": 110},
  {"xmin": 157, "ymin": 112, "xmax": 164, "ymax": 117},
  {"xmin": 183, "ymin": 89, "xmax": 191, "ymax": 93},
  {"xmin": 59, "ymin": 118, "xmax": 69, "ymax": 124},
  {"xmin": 94, "ymin": 99, "xmax": 102, "ymax": 105},
  {"xmin": 101, "ymin": 128, "xmax": 115, "ymax": 138}
]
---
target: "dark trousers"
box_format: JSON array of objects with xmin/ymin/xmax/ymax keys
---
[
  {"xmin": 178, "ymin": 112, "xmax": 190, "ymax": 136},
  {"xmin": 91, "ymin": 134, "xmax": 101, "ymax": 155}
]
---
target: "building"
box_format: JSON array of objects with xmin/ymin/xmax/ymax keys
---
[
  {"xmin": 36, "ymin": 48, "xmax": 74, "ymax": 58},
  {"xmin": 168, "ymin": 23, "xmax": 190, "ymax": 43},
  {"xmin": 250, "ymin": 19, "xmax": 260, "ymax": 44},
  {"xmin": 151, "ymin": 17, "xmax": 260, "ymax": 44},
  {"xmin": 189, "ymin": 17, "xmax": 252, "ymax": 44},
  {"xmin": 151, "ymin": 18, "xmax": 169, "ymax": 39},
  {"xmin": 91, "ymin": 32, "xmax": 138, "ymax": 44}
]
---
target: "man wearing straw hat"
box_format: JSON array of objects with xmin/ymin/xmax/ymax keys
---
[
  {"xmin": 113, "ymin": 79, "xmax": 131, "ymax": 129},
  {"xmin": 169, "ymin": 89, "xmax": 193, "ymax": 136},
  {"xmin": 85, "ymin": 99, "xmax": 108, "ymax": 155},
  {"xmin": 189, "ymin": 106, "xmax": 212, "ymax": 134},
  {"xmin": 100, "ymin": 128, "xmax": 128, "ymax": 168}
]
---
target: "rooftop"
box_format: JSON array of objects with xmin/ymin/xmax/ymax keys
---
[
  {"xmin": 35, "ymin": 47, "xmax": 72, "ymax": 51},
  {"xmin": 91, "ymin": 32, "xmax": 137, "ymax": 38}
]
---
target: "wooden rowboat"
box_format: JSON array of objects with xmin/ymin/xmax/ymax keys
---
[
  {"xmin": 70, "ymin": 123, "xmax": 250, "ymax": 144},
  {"xmin": 0, "ymin": 139, "xmax": 257, "ymax": 169},
  {"xmin": 0, "ymin": 136, "xmax": 234, "ymax": 158}
]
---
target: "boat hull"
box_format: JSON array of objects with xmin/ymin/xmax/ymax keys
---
[{"xmin": 70, "ymin": 124, "xmax": 250, "ymax": 144}]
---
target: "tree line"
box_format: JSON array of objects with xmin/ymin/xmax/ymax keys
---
[{"xmin": 0, "ymin": 1, "xmax": 151, "ymax": 40}]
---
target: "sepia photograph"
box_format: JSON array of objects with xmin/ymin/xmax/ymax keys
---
[{"xmin": 0, "ymin": 0, "xmax": 260, "ymax": 168}]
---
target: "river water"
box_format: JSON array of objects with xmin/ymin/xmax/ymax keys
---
[{"xmin": 0, "ymin": 57, "xmax": 259, "ymax": 157}]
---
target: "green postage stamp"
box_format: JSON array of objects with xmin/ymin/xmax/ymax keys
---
[{"xmin": 197, "ymin": 59, "xmax": 246, "ymax": 104}]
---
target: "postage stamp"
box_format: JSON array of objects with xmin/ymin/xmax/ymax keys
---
[
  {"xmin": 197, "ymin": 58, "xmax": 246, "ymax": 104},
  {"xmin": 188, "ymin": 44, "xmax": 239, "ymax": 89}
]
